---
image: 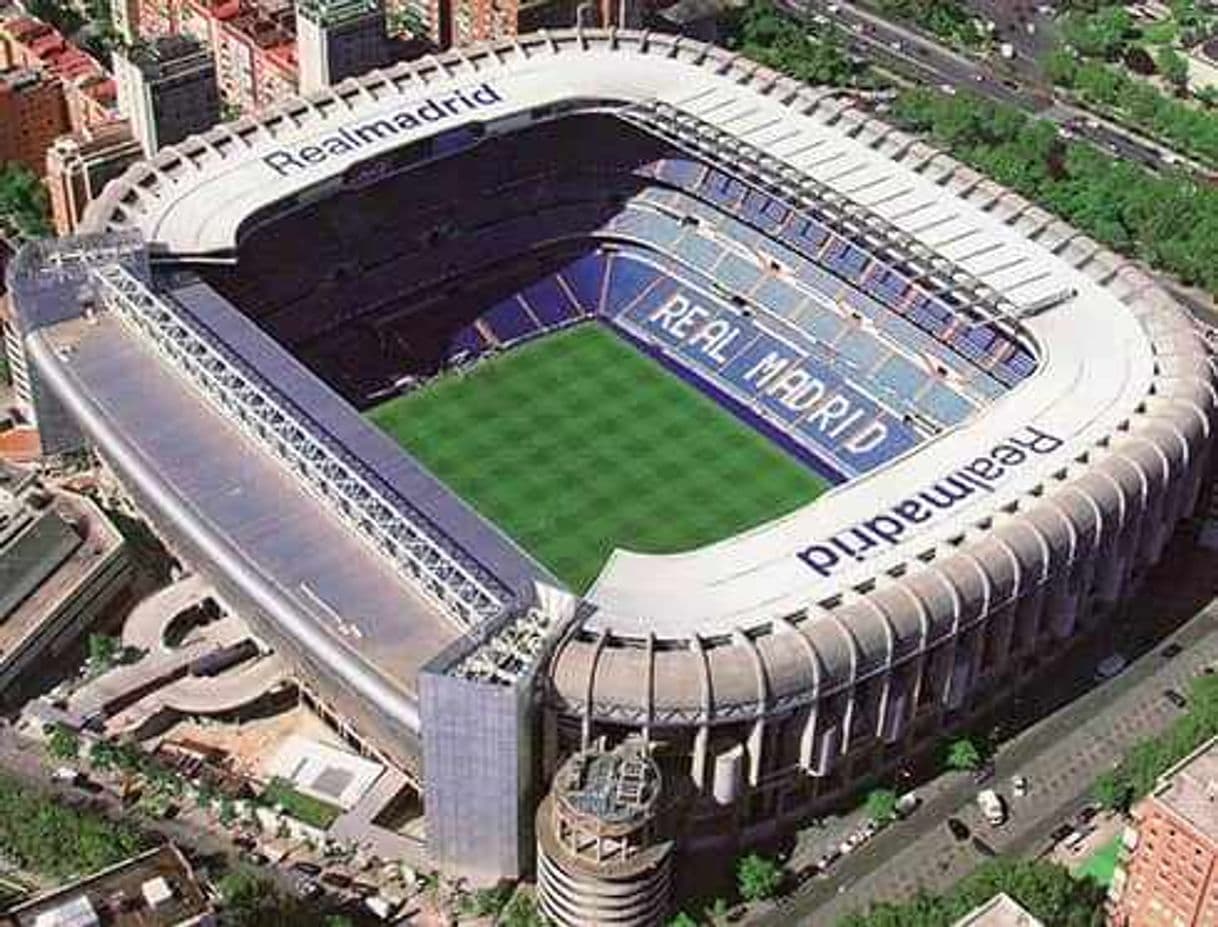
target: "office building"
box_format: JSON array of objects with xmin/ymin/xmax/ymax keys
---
[
  {"xmin": 114, "ymin": 34, "xmax": 219, "ymax": 154},
  {"xmin": 1110, "ymin": 737, "xmax": 1218, "ymax": 926},
  {"xmin": 295, "ymin": 0, "xmax": 385, "ymax": 93},
  {"xmin": 46, "ymin": 124, "xmax": 144, "ymax": 235}
]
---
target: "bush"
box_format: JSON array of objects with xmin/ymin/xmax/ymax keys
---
[
  {"xmin": 838, "ymin": 858, "xmax": 1105, "ymax": 926},
  {"xmin": 261, "ymin": 778, "xmax": 341, "ymax": 829},
  {"xmin": 47, "ymin": 725, "xmax": 79, "ymax": 762},
  {"xmin": 0, "ymin": 774, "xmax": 146, "ymax": 880},
  {"xmin": 945, "ymin": 738, "xmax": 982, "ymax": 772},
  {"xmin": 737, "ymin": 852, "xmax": 783, "ymax": 902},
  {"xmin": 865, "ymin": 788, "xmax": 898, "ymax": 823}
]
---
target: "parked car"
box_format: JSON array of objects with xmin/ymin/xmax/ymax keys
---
[
  {"xmin": 1049, "ymin": 823, "xmax": 1074, "ymax": 843},
  {"xmin": 1162, "ymin": 642, "xmax": 1183, "ymax": 659},
  {"xmin": 947, "ymin": 817, "xmax": 970, "ymax": 841},
  {"xmin": 895, "ymin": 792, "xmax": 920, "ymax": 818},
  {"xmin": 1011, "ymin": 774, "xmax": 1029, "ymax": 798},
  {"xmin": 1095, "ymin": 653, "xmax": 1127, "ymax": 680},
  {"xmin": 295, "ymin": 878, "xmax": 322, "ymax": 900},
  {"xmin": 1165, "ymin": 689, "xmax": 1188, "ymax": 709},
  {"xmin": 977, "ymin": 789, "xmax": 1007, "ymax": 826},
  {"xmin": 321, "ymin": 871, "xmax": 353, "ymax": 890},
  {"xmin": 291, "ymin": 861, "xmax": 322, "ymax": 878},
  {"xmin": 972, "ymin": 836, "xmax": 997, "ymax": 857}
]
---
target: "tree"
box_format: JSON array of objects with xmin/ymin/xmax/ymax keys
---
[
  {"xmin": 87, "ymin": 633, "xmax": 120, "ymax": 673},
  {"xmin": 838, "ymin": 858, "xmax": 1105, "ymax": 927},
  {"xmin": 668, "ymin": 915, "xmax": 699, "ymax": 927},
  {"xmin": 47, "ymin": 724, "xmax": 79, "ymax": 762},
  {"xmin": 500, "ymin": 891, "xmax": 547, "ymax": 927},
  {"xmin": 1158, "ymin": 46, "xmax": 1189, "ymax": 91},
  {"xmin": 865, "ymin": 788, "xmax": 898, "ymax": 824},
  {"xmin": 736, "ymin": 852, "xmax": 783, "ymax": 903},
  {"xmin": 0, "ymin": 163, "xmax": 51, "ymax": 240},
  {"xmin": 1092, "ymin": 770, "xmax": 1134, "ymax": 812},
  {"xmin": 945, "ymin": 737, "xmax": 982, "ymax": 772}
]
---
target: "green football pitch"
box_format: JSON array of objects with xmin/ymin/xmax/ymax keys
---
[{"xmin": 367, "ymin": 324, "xmax": 829, "ymax": 592}]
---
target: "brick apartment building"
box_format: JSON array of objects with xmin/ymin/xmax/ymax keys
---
[
  {"xmin": 0, "ymin": 15, "xmax": 117, "ymax": 132},
  {"xmin": 1110, "ymin": 737, "xmax": 1218, "ymax": 926},
  {"xmin": 0, "ymin": 68, "xmax": 68, "ymax": 174}
]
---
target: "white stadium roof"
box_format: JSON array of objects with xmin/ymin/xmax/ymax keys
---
[{"xmin": 81, "ymin": 28, "xmax": 1207, "ymax": 644}]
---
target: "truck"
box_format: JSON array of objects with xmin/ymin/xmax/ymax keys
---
[{"xmin": 977, "ymin": 789, "xmax": 1007, "ymax": 826}]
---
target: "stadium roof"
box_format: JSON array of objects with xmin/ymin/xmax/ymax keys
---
[{"xmin": 78, "ymin": 29, "xmax": 1205, "ymax": 645}]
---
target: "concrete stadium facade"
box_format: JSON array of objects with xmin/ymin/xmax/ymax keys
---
[{"xmin": 7, "ymin": 26, "xmax": 1217, "ymax": 916}]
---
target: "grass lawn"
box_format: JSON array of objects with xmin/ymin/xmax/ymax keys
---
[
  {"xmin": 262, "ymin": 778, "xmax": 342, "ymax": 830},
  {"xmin": 368, "ymin": 324, "xmax": 828, "ymax": 591},
  {"xmin": 1078, "ymin": 835, "xmax": 1122, "ymax": 887}
]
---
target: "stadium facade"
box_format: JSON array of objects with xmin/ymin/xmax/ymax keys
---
[{"xmin": 6, "ymin": 28, "xmax": 1217, "ymax": 923}]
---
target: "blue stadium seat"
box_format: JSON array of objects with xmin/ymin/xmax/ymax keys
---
[
  {"xmin": 482, "ymin": 298, "xmax": 539, "ymax": 344},
  {"xmin": 602, "ymin": 255, "xmax": 664, "ymax": 316},
  {"xmin": 445, "ymin": 325, "xmax": 485, "ymax": 361},
  {"xmin": 561, "ymin": 254, "xmax": 607, "ymax": 313},
  {"xmin": 872, "ymin": 354, "xmax": 927, "ymax": 400},
  {"xmin": 917, "ymin": 381, "xmax": 973, "ymax": 426},
  {"xmin": 835, "ymin": 329, "xmax": 888, "ymax": 372},
  {"xmin": 522, "ymin": 278, "xmax": 580, "ymax": 326}
]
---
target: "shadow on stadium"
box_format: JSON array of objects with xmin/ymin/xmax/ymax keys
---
[{"xmin": 197, "ymin": 113, "xmax": 683, "ymax": 410}]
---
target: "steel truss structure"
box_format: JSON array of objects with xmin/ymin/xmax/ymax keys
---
[{"xmin": 90, "ymin": 262, "xmax": 510, "ymax": 630}]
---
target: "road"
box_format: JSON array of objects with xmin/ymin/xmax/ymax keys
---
[
  {"xmin": 780, "ymin": 0, "xmax": 1213, "ymax": 178},
  {"xmin": 749, "ymin": 542, "xmax": 1218, "ymax": 925}
]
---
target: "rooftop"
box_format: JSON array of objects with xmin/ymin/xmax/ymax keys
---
[
  {"xmin": 951, "ymin": 893, "xmax": 1045, "ymax": 927},
  {"xmin": 0, "ymin": 844, "xmax": 213, "ymax": 927},
  {"xmin": 1150, "ymin": 736, "xmax": 1218, "ymax": 842}
]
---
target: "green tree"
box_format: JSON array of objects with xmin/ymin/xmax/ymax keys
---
[
  {"xmin": 838, "ymin": 858, "xmax": 1105, "ymax": 926},
  {"xmin": 865, "ymin": 788, "xmax": 898, "ymax": 823},
  {"xmin": 87, "ymin": 633, "xmax": 120, "ymax": 673},
  {"xmin": 668, "ymin": 915, "xmax": 699, "ymax": 927},
  {"xmin": 945, "ymin": 737, "xmax": 982, "ymax": 772},
  {"xmin": 47, "ymin": 725, "xmax": 79, "ymax": 762},
  {"xmin": 0, "ymin": 163, "xmax": 51, "ymax": 240},
  {"xmin": 1158, "ymin": 46, "xmax": 1189, "ymax": 91},
  {"xmin": 500, "ymin": 890, "xmax": 547, "ymax": 927},
  {"xmin": 736, "ymin": 852, "xmax": 783, "ymax": 903},
  {"xmin": 1092, "ymin": 770, "xmax": 1134, "ymax": 812}
]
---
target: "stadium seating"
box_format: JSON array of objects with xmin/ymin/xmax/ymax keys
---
[{"xmin": 209, "ymin": 112, "xmax": 1041, "ymax": 480}]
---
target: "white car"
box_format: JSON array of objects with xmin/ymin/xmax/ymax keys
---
[{"xmin": 1011, "ymin": 774, "xmax": 1029, "ymax": 797}]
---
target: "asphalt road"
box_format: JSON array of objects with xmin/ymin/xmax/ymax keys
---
[{"xmin": 747, "ymin": 542, "xmax": 1218, "ymax": 926}]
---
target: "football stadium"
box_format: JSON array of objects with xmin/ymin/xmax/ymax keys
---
[{"xmin": 7, "ymin": 28, "xmax": 1217, "ymax": 926}]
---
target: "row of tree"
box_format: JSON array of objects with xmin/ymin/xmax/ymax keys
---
[
  {"xmin": 1047, "ymin": 54, "xmax": 1218, "ymax": 166},
  {"xmin": 837, "ymin": 858, "xmax": 1106, "ymax": 927},
  {"xmin": 872, "ymin": 0, "xmax": 984, "ymax": 48},
  {"xmin": 1094, "ymin": 673, "xmax": 1218, "ymax": 811},
  {"xmin": 889, "ymin": 87, "xmax": 1218, "ymax": 296},
  {"xmin": 718, "ymin": 1, "xmax": 866, "ymax": 88},
  {"xmin": 667, "ymin": 852, "xmax": 784, "ymax": 925}
]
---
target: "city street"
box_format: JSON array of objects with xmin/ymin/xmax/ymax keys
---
[
  {"xmin": 782, "ymin": 0, "xmax": 1214, "ymax": 178},
  {"xmin": 748, "ymin": 542, "xmax": 1218, "ymax": 925}
]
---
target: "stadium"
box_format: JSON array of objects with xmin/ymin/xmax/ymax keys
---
[{"xmin": 7, "ymin": 27, "xmax": 1217, "ymax": 925}]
